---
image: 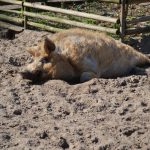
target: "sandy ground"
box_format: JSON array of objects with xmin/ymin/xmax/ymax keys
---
[{"xmin": 0, "ymin": 30, "xmax": 150, "ymax": 150}]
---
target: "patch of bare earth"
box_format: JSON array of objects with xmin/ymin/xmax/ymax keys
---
[{"xmin": 0, "ymin": 30, "xmax": 150, "ymax": 150}]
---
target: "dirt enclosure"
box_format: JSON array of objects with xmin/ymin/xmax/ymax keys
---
[{"xmin": 0, "ymin": 30, "xmax": 150, "ymax": 150}]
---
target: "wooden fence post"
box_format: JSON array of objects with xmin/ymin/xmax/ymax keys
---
[
  {"xmin": 120, "ymin": 0, "xmax": 128, "ymax": 42},
  {"xmin": 23, "ymin": 0, "xmax": 27, "ymax": 29},
  {"xmin": 61, "ymin": 2, "xmax": 65, "ymax": 8}
]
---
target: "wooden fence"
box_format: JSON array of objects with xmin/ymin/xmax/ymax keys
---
[{"xmin": 0, "ymin": 0, "xmax": 150, "ymax": 41}]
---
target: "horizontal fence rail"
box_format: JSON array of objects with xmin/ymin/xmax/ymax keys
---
[
  {"xmin": 94, "ymin": 0, "xmax": 150, "ymax": 4},
  {"xmin": 0, "ymin": 4, "xmax": 21, "ymax": 10},
  {"xmin": 23, "ymin": 11, "xmax": 118, "ymax": 34},
  {"xmin": 0, "ymin": 20, "xmax": 23, "ymax": 31},
  {"xmin": 127, "ymin": 0, "xmax": 150, "ymax": 4},
  {"xmin": 0, "ymin": 0, "xmax": 22, "ymax": 5},
  {"xmin": 0, "ymin": 9, "xmax": 22, "ymax": 14},
  {"xmin": 28, "ymin": 21, "xmax": 63, "ymax": 32},
  {"xmin": 24, "ymin": 2, "xmax": 118, "ymax": 23},
  {"xmin": 97, "ymin": 0, "xmax": 120, "ymax": 3},
  {"xmin": 126, "ymin": 26, "xmax": 150, "ymax": 35},
  {"xmin": 47, "ymin": 0, "xmax": 85, "ymax": 2},
  {"xmin": 0, "ymin": 14, "xmax": 23, "ymax": 24},
  {"xmin": 127, "ymin": 16, "xmax": 150, "ymax": 24}
]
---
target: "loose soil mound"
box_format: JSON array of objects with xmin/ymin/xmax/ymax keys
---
[{"xmin": 0, "ymin": 30, "xmax": 150, "ymax": 150}]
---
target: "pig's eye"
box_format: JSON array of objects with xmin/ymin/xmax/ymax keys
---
[{"xmin": 40, "ymin": 57, "xmax": 49, "ymax": 63}]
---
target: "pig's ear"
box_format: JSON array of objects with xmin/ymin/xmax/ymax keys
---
[
  {"xmin": 43, "ymin": 37, "xmax": 55, "ymax": 55},
  {"xmin": 27, "ymin": 46, "xmax": 39, "ymax": 57}
]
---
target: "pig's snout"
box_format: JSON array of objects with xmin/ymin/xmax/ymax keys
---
[
  {"xmin": 20, "ymin": 68, "xmax": 42, "ymax": 80},
  {"xmin": 20, "ymin": 69, "xmax": 34, "ymax": 80}
]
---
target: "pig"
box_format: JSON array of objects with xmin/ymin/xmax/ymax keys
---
[{"xmin": 21, "ymin": 28, "xmax": 150, "ymax": 83}]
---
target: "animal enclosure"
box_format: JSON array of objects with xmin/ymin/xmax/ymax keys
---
[{"xmin": 0, "ymin": 0, "xmax": 150, "ymax": 40}]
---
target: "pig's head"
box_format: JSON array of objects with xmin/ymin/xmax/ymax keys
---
[{"xmin": 20, "ymin": 37, "xmax": 76, "ymax": 82}]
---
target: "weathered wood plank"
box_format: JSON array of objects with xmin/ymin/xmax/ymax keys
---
[
  {"xmin": 0, "ymin": 0, "xmax": 22, "ymax": 5},
  {"xmin": 97, "ymin": 0, "xmax": 120, "ymax": 3},
  {"xmin": 27, "ymin": 21, "xmax": 63, "ymax": 32},
  {"xmin": 127, "ymin": 0, "xmax": 150, "ymax": 4},
  {"xmin": 47, "ymin": 0, "xmax": 84, "ymax": 2},
  {"xmin": 0, "ymin": 14, "xmax": 23, "ymax": 24},
  {"xmin": 24, "ymin": 2, "xmax": 118, "ymax": 23},
  {"xmin": 0, "ymin": 21, "xmax": 23, "ymax": 32},
  {"xmin": 126, "ymin": 26, "xmax": 150, "ymax": 35},
  {"xmin": 0, "ymin": 9, "xmax": 21, "ymax": 14},
  {"xmin": 127, "ymin": 16, "xmax": 150, "ymax": 24},
  {"xmin": 0, "ymin": 5, "xmax": 21, "ymax": 10},
  {"xmin": 24, "ymin": 11, "xmax": 118, "ymax": 34}
]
